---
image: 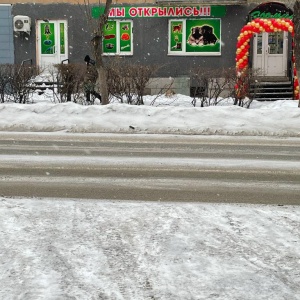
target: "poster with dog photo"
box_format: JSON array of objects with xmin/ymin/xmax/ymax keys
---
[
  {"xmin": 186, "ymin": 19, "xmax": 221, "ymax": 54},
  {"xmin": 168, "ymin": 19, "xmax": 221, "ymax": 55}
]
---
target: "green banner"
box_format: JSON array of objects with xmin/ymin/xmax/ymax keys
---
[
  {"xmin": 92, "ymin": 5, "xmax": 226, "ymax": 18},
  {"xmin": 40, "ymin": 23, "xmax": 55, "ymax": 55}
]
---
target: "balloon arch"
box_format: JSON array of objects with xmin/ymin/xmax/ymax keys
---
[{"xmin": 235, "ymin": 18, "xmax": 299, "ymax": 100}]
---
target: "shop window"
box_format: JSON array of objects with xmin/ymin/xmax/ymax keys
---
[
  {"xmin": 103, "ymin": 20, "xmax": 133, "ymax": 55},
  {"xmin": 168, "ymin": 19, "xmax": 221, "ymax": 56}
]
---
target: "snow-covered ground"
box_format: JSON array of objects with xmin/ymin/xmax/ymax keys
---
[
  {"xmin": 1, "ymin": 198, "xmax": 299, "ymax": 300},
  {"xmin": 0, "ymin": 92, "xmax": 299, "ymax": 136},
  {"xmin": 0, "ymin": 92, "xmax": 300, "ymax": 299}
]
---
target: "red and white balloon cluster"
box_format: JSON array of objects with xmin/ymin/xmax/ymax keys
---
[{"xmin": 235, "ymin": 18, "xmax": 299, "ymax": 100}]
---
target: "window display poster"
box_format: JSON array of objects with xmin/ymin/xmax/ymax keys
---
[
  {"xmin": 186, "ymin": 19, "xmax": 221, "ymax": 53},
  {"xmin": 119, "ymin": 21, "xmax": 132, "ymax": 53},
  {"xmin": 60, "ymin": 23, "xmax": 65, "ymax": 54},
  {"xmin": 41, "ymin": 23, "xmax": 55, "ymax": 55},
  {"xmin": 103, "ymin": 20, "xmax": 117, "ymax": 54},
  {"xmin": 170, "ymin": 21, "xmax": 183, "ymax": 52}
]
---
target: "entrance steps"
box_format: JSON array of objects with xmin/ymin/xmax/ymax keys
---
[
  {"xmin": 250, "ymin": 77, "xmax": 294, "ymax": 101},
  {"xmin": 29, "ymin": 81, "xmax": 62, "ymax": 95}
]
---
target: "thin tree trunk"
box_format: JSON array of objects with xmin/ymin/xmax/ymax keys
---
[
  {"xmin": 97, "ymin": 66, "xmax": 109, "ymax": 105},
  {"xmin": 86, "ymin": 0, "xmax": 112, "ymax": 105}
]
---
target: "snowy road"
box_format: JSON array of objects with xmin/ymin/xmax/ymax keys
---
[{"xmin": 0, "ymin": 133, "xmax": 300, "ymax": 204}]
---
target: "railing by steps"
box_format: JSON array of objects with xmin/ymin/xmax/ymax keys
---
[{"xmin": 28, "ymin": 59, "xmax": 70, "ymax": 94}]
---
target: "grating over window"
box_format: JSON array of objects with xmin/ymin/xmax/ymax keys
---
[{"xmin": 0, "ymin": 5, "xmax": 14, "ymax": 64}]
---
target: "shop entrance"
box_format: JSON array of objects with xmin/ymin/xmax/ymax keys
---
[
  {"xmin": 252, "ymin": 31, "xmax": 288, "ymax": 77},
  {"xmin": 36, "ymin": 20, "xmax": 68, "ymax": 68}
]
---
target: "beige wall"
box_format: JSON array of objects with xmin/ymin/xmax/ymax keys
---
[
  {"xmin": 0, "ymin": 0, "xmax": 295, "ymax": 4},
  {"xmin": 0, "ymin": 0, "xmax": 155, "ymax": 4}
]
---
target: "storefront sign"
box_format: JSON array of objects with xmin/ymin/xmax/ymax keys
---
[
  {"xmin": 249, "ymin": 2, "xmax": 293, "ymax": 20},
  {"xmin": 92, "ymin": 5, "xmax": 226, "ymax": 18}
]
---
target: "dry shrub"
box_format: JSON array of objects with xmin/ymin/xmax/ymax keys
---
[
  {"xmin": 55, "ymin": 63, "xmax": 85, "ymax": 103},
  {"xmin": 0, "ymin": 64, "xmax": 40, "ymax": 104},
  {"xmin": 190, "ymin": 67, "xmax": 236, "ymax": 107},
  {"xmin": 106, "ymin": 57, "xmax": 159, "ymax": 105}
]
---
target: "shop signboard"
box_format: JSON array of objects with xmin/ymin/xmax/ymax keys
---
[
  {"xmin": 249, "ymin": 2, "xmax": 293, "ymax": 20},
  {"xmin": 92, "ymin": 5, "xmax": 226, "ymax": 18}
]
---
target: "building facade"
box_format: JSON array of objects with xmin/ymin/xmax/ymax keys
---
[{"xmin": 0, "ymin": 0, "xmax": 296, "ymax": 96}]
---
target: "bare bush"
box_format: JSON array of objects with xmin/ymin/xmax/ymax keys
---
[
  {"xmin": 106, "ymin": 58, "xmax": 135, "ymax": 103},
  {"xmin": 55, "ymin": 63, "xmax": 85, "ymax": 103},
  {"xmin": 190, "ymin": 67, "xmax": 236, "ymax": 107},
  {"xmin": 149, "ymin": 78, "xmax": 176, "ymax": 106},
  {"xmin": 0, "ymin": 64, "xmax": 14, "ymax": 103},
  {"xmin": 106, "ymin": 58, "xmax": 159, "ymax": 105},
  {"xmin": 9, "ymin": 64, "xmax": 40, "ymax": 104},
  {"xmin": 130, "ymin": 64, "xmax": 159, "ymax": 105}
]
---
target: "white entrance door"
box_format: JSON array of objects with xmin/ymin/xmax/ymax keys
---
[
  {"xmin": 253, "ymin": 31, "xmax": 288, "ymax": 77},
  {"xmin": 36, "ymin": 20, "xmax": 68, "ymax": 68}
]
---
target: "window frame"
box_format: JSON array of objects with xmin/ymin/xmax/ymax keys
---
[
  {"xmin": 168, "ymin": 18, "xmax": 222, "ymax": 56},
  {"xmin": 102, "ymin": 19, "xmax": 133, "ymax": 56}
]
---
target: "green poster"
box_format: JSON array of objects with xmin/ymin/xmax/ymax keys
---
[
  {"xmin": 186, "ymin": 19, "xmax": 221, "ymax": 54},
  {"xmin": 60, "ymin": 23, "xmax": 65, "ymax": 54},
  {"xmin": 103, "ymin": 20, "xmax": 117, "ymax": 54},
  {"xmin": 119, "ymin": 21, "xmax": 131, "ymax": 52},
  {"xmin": 41, "ymin": 23, "xmax": 55, "ymax": 55},
  {"xmin": 170, "ymin": 21, "xmax": 183, "ymax": 52}
]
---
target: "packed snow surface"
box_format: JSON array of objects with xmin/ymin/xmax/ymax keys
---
[{"xmin": 0, "ymin": 198, "xmax": 299, "ymax": 300}]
